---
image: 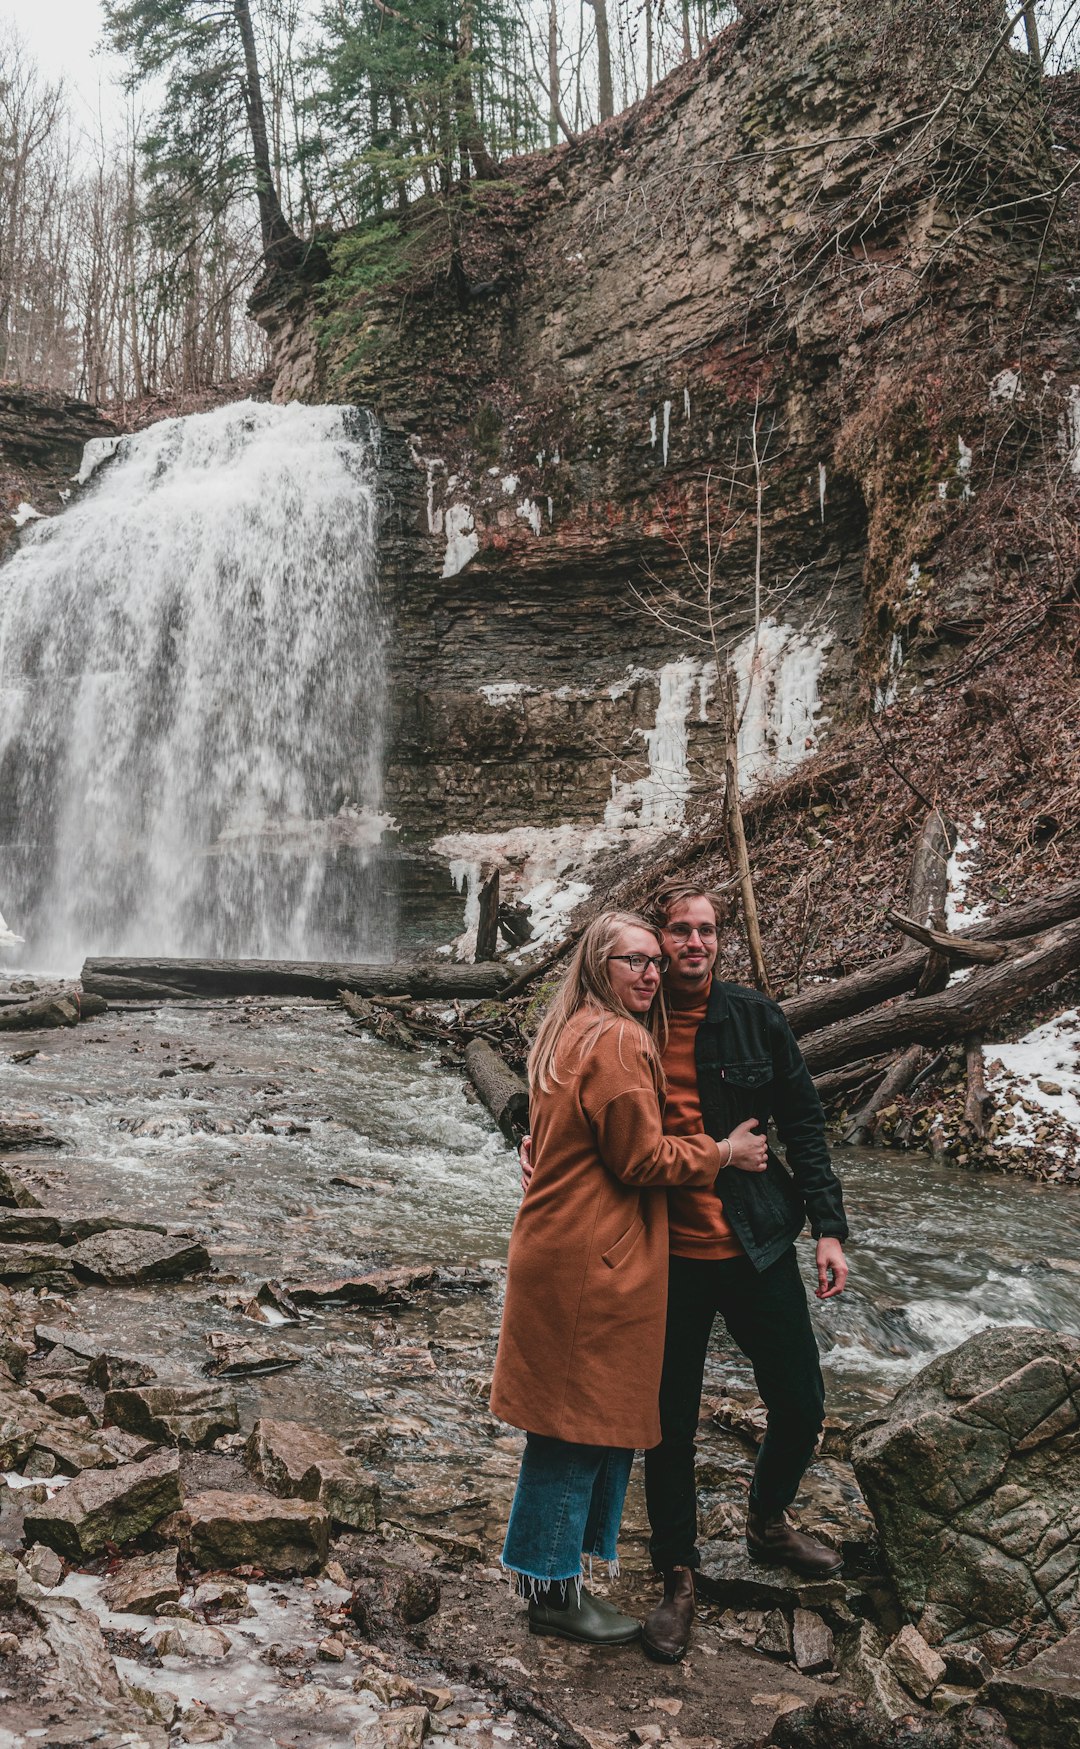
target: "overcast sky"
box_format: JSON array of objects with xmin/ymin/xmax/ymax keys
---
[{"xmin": 6, "ymin": 0, "xmax": 126, "ymax": 132}]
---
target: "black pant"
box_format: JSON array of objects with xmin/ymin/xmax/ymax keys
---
[{"xmin": 644, "ymin": 1246, "xmax": 825, "ymax": 1573}]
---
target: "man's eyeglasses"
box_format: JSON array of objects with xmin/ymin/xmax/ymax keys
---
[
  {"xmin": 608, "ymin": 953, "xmax": 670, "ymax": 974},
  {"xmin": 665, "ymin": 923, "xmax": 717, "ymax": 942}
]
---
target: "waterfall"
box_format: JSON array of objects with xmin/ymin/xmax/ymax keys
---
[{"xmin": 0, "ymin": 400, "xmax": 390, "ymax": 973}]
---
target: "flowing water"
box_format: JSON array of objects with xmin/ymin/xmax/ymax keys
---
[{"xmin": 0, "ymin": 402, "xmax": 389, "ymax": 973}]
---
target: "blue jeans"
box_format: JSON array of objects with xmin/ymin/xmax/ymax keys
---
[{"xmin": 501, "ymin": 1433, "xmax": 635, "ymax": 1586}]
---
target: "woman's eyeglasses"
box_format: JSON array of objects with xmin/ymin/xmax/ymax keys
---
[{"xmin": 608, "ymin": 954, "xmax": 670, "ymax": 974}]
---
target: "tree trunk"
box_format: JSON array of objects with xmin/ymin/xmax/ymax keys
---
[
  {"xmin": 1023, "ymin": 3, "xmax": 1043, "ymax": 74},
  {"xmin": 840, "ymin": 1044, "xmax": 927, "ymax": 1146},
  {"xmin": 963, "ymin": 1035, "xmax": 991, "ymax": 1138},
  {"xmin": 80, "ymin": 957, "xmax": 514, "ymax": 1002},
  {"xmin": 232, "ymin": 0, "xmax": 303, "ymax": 264},
  {"xmin": 464, "ymin": 1039, "xmax": 529, "ymax": 1143},
  {"xmin": 456, "ymin": 0, "xmax": 502, "ymax": 180},
  {"xmin": 723, "ymin": 676, "xmax": 772, "ymax": 996},
  {"xmin": 474, "ymin": 867, "xmax": 501, "ymax": 962},
  {"xmin": 585, "ymin": 0, "xmax": 615, "ymax": 120},
  {"xmin": 781, "ymin": 875, "xmax": 1080, "ymax": 1036},
  {"xmin": 548, "ymin": 0, "xmax": 560, "ymax": 145},
  {"xmin": 799, "ymin": 917, "xmax": 1080, "ymax": 1074}
]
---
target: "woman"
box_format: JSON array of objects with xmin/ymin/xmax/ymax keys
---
[{"xmin": 490, "ymin": 911, "xmax": 726, "ymax": 1647}]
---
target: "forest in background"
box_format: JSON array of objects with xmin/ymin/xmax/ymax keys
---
[{"xmin": 1, "ymin": 0, "xmax": 1074, "ymax": 415}]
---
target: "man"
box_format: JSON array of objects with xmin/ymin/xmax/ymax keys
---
[{"xmin": 639, "ymin": 876, "xmax": 849, "ymax": 1665}]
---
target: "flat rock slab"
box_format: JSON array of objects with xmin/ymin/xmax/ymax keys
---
[
  {"xmin": 102, "ymin": 1546, "xmax": 181, "ymax": 1614},
  {"xmin": 164, "ymin": 1487, "xmax": 329, "ymax": 1574},
  {"xmin": 287, "ymin": 1265, "xmax": 437, "ymax": 1306},
  {"xmin": 851, "ymin": 1324, "xmax": 1080, "ymax": 1647},
  {"xmin": 71, "ymin": 1229, "xmax": 210, "ymax": 1283},
  {"xmin": 105, "ymin": 1381, "xmax": 239, "ymax": 1448},
  {"xmin": 0, "ymin": 1242, "xmax": 75, "ymax": 1289},
  {"xmin": 245, "ymin": 1417, "xmax": 380, "ymax": 1530},
  {"xmin": 0, "ymin": 1213, "xmax": 61, "ymax": 1242},
  {"xmin": 985, "ymin": 1627, "xmax": 1080, "ymax": 1748},
  {"xmin": 696, "ymin": 1539, "xmax": 860, "ymax": 1614},
  {"xmin": 22, "ymin": 1448, "xmax": 181, "ymax": 1558}
]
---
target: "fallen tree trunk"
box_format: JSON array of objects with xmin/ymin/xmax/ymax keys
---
[
  {"xmin": 782, "ymin": 875, "xmax": 1080, "ymax": 1036},
  {"xmin": 963, "ymin": 1035, "xmax": 991, "ymax": 1138},
  {"xmin": 464, "ymin": 1039, "xmax": 530, "ymax": 1143},
  {"xmin": 886, "ymin": 914, "xmax": 1009, "ymax": 964},
  {"xmin": 840, "ymin": 1044, "xmax": 927, "ymax": 1146},
  {"xmin": 0, "ymin": 991, "xmax": 81, "ymax": 1031},
  {"xmin": 800, "ymin": 916, "xmax": 1080, "ymax": 1074},
  {"xmin": 80, "ymin": 957, "xmax": 514, "ymax": 1002},
  {"xmin": 907, "ymin": 809, "xmax": 956, "ymax": 928}
]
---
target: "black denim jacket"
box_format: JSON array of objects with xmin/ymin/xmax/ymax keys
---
[{"xmin": 693, "ymin": 978, "xmax": 848, "ymax": 1271}]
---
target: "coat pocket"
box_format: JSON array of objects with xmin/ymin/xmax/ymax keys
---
[{"xmin": 602, "ymin": 1216, "xmax": 646, "ymax": 1269}]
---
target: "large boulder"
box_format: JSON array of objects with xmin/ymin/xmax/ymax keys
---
[
  {"xmin": 22, "ymin": 1449, "xmax": 181, "ymax": 1558},
  {"xmin": 851, "ymin": 1326, "xmax": 1080, "ymax": 1651},
  {"xmin": 245, "ymin": 1418, "xmax": 380, "ymax": 1530},
  {"xmin": 0, "ymin": 1382, "xmax": 116, "ymax": 1473},
  {"xmin": 985, "ymin": 1626, "xmax": 1080, "ymax": 1748},
  {"xmin": 70, "ymin": 1230, "xmax": 209, "ymax": 1283},
  {"xmin": 163, "ymin": 1488, "xmax": 329, "ymax": 1574},
  {"xmin": 104, "ymin": 1381, "xmax": 238, "ymax": 1448},
  {"xmin": 765, "ymin": 1694, "xmax": 1019, "ymax": 1748}
]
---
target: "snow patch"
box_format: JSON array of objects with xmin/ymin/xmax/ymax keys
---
[
  {"xmin": 818, "ymin": 463, "xmax": 827, "ymax": 524},
  {"xmin": 649, "ymin": 413, "xmax": 658, "ymax": 449},
  {"xmin": 442, "ymin": 504, "xmax": 479, "ymax": 577},
  {"xmin": 945, "ymin": 814, "xmax": 988, "ymax": 929},
  {"xmin": 874, "ymin": 632, "xmax": 903, "ymax": 712},
  {"xmin": 501, "ymin": 474, "xmax": 519, "ymax": 495},
  {"xmin": 990, "ymin": 369, "xmax": 1023, "ymax": 405},
  {"xmin": 606, "ymin": 659, "xmax": 698, "ymax": 830},
  {"xmin": 683, "ymin": 388, "xmax": 691, "ymax": 420},
  {"xmin": 479, "ymin": 682, "xmax": 530, "ymax": 705},
  {"xmin": 75, "ymin": 435, "xmax": 121, "ymax": 484},
  {"xmin": 662, "ymin": 400, "xmax": 672, "ymax": 466},
  {"xmin": 986, "ymin": 1010, "xmax": 1080, "ymax": 1154},
  {"xmin": 516, "ymin": 498, "xmax": 542, "ymax": 536},
  {"xmin": 1059, "ymin": 385, "xmax": 1080, "ymax": 476},
  {"xmin": 11, "ymin": 502, "xmax": 43, "ymax": 527}
]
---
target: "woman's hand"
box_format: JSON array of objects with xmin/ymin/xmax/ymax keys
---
[
  {"xmin": 519, "ymin": 1134, "xmax": 533, "ymax": 1195},
  {"xmin": 725, "ymin": 1117, "xmax": 768, "ymax": 1172}
]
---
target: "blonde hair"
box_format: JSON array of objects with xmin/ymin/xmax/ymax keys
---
[
  {"xmin": 641, "ymin": 877, "xmax": 734, "ymax": 933},
  {"xmin": 528, "ymin": 910, "xmax": 667, "ymax": 1096}
]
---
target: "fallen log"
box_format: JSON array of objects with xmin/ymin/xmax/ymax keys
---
[
  {"xmin": 464, "ymin": 1039, "xmax": 530, "ymax": 1143},
  {"xmin": 800, "ymin": 916, "xmax": 1080, "ymax": 1074},
  {"xmin": 908, "ymin": 810, "xmax": 956, "ymax": 928},
  {"xmin": 474, "ymin": 868, "xmax": 500, "ymax": 963},
  {"xmin": 782, "ymin": 875, "xmax": 1080, "ymax": 1036},
  {"xmin": 840, "ymin": 1044, "xmax": 927, "ymax": 1146},
  {"xmin": 963, "ymin": 1035, "xmax": 991, "ymax": 1139},
  {"xmin": 80, "ymin": 956, "xmax": 514, "ymax": 1002},
  {"xmin": 886, "ymin": 914, "xmax": 1009, "ymax": 964},
  {"xmin": 0, "ymin": 991, "xmax": 81, "ymax": 1032}
]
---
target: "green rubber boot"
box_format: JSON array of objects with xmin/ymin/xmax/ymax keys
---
[{"xmin": 528, "ymin": 1587, "xmax": 641, "ymax": 1646}]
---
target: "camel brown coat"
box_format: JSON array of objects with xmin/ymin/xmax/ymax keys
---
[{"xmin": 490, "ymin": 1010, "xmax": 721, "ymax": 1449}]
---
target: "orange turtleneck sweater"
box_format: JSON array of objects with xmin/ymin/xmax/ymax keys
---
[{"xmin": 662, "ymin": 989, "xmax": 743, "ymax": 1260}]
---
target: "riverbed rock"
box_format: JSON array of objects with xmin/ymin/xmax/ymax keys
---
[
  {"xmin": 103, "ymin": 1547, "xmax": 182, "ymax": 1614},
  {"xmin": 0, "ymin": 1162, "xmax": 43, "ymax": 1207},
  {"xmin": 696, "ymin": 1537, "xmax": 859, "ymax": 1616},
  {"xmin": 850, "ymin": 1325, "xmax": 1080, "ymax": 1647},
  {"xmin": 835, "ymin": 1621, "xmax": 915, "ymax": 1719},
  {"xmin": 793, "ymin": 1609, "xmax": 835, "ymax": 1673},
  {"xmin": 22, "ymin": 1448, "xmax": 181, "ymax": 1558},
  {"xmin": 885, "ymin": 1623, "xmax": 947, "ymax": 1700},
  {"xmin": 0, "ymin": 1212, "xmax": 62, "ymax": 1242},
  {"xmin": 0, "ymin": 1284, "xmax": 32, "ymax": 1378},
  {"xmin": 0, "ymin": 1382, "xmax": 114, "ymax": 1472},
  {"xmin": 203, "ymin": 1331, "xmax": 297, "ymax": 1376},
  {"xmin": 287, "ymin": 1264, "xmax": 437, "ymax": 1307},
  {"xmin": 89, "ymin": 1349, "xmax": 160, "ymax": 1389},
  {"xmin": 0, "ymin": 1242, "xmax": 76, "ymax": 1290},
  {"xmin": 24, "ymin": 1542, "xmax": 64, "ymax": 1588},
  {"xmin": 985, "ymin": 1627, "xmax": 1080, "ymax": 1748},
  {"xmin": 0, "ymin": 1547, "xmax": 17, "ymax": 1606},
  {"xmin": 163, "ymin": 1488, "xmax": 329, "ymax": 1574},
  {"xmin": 71, "ymin": 1229, "xmax": 210, "ymax": 1284},
  {"xmin": 105, "ymin": 1381, "xmax": 239, "ymax": 1448},
  {"xmin": 244, "ymin": 1417, "xmax": 380, "ymax": 1530},
  {"xmin": 150, "ymin": 1621, "xmax": 232, "ymax": 1659},
  {"xmin": 765, "ymin": 1693, "xmax": 1021, "ymax": 1747}
]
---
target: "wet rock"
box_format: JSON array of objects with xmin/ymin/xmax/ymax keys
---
[
  {"xmin": 240, "ymin": 1279, "xmax": 302, "ymax": 1325},
  {"xmin": 696, "ymin": 1538, "xmax": 859, "ymax": 1616},
  {"xmin": 178, "ymin": 1709, "xmax": 228, "ymax": 1743},
  {"xmin": 851, "ymin": 1325, "xmax": 1080, "ymax": 1644},
  {"xmin": 35, "ymin": 1342, "xmax": 94, "ymax": 1381},
  {"xmin": 24, "ymin": 1542, "xmax": 64, "ymax": 1588},
  {"xmin": 106, "ymin": 1381, "xmax": 239, "ymax": 1448},
  {"xmin": 885, "ymin": 1624, "xmax": 948, "ymax": 1700},
  {"xmin": 22, "ymin": 1448, "xmax": 181, "ymax": 1558},
  {"xmin": 793, "ymin": 1609, "xmax": 834, "ymax": 1673},
  {"xmin": 103, "ymin": 1547, "xmax": 182, "ymax": 1614},
  {"xmin": 0, "ymin": 1381, "xmax": 114, "ymax": 1471},
  {"xmin": 71, "ymin": 1229, "xmax": 210, "ymax": 1284},
  {"xmin": 203, "ymin": 1330, "xmax": 297, "ymax": 1376},
  {"xmin": 288, "ymin": 1264, "xmax": 437, "ymax": 1307},
  {"xmin": 99, "ymin": 1425, "xmax": 160, "ymax": 1463},
  {"xmin": 364, "ymin": 1562, "xmax": 442, "ymax": 1626},
  {"xmin": 163, "ymin": 1488, "xmax": 330, "ymax": 1574},
  {"xmin": 245, "ymin": 1416, "xmax": 380, "ymax": 1531},
  {"xmin": 36, "ymin": 1380, "xmax": 96, "ymax": 1419},
  {"xmin": 0, "ymin": 1162, "xmax": 43, "ymax": 1207},
  {"xmin": 765, "ymin": 1693, "xmax": 1020, "ymax": 1746},
  {"xmin": 933, "ymin": 1685, "xmax": 979, "ymax": 1715},
  {"xmin": 356, "ymin": 1663, "xmax": 423, "ymax": 1704},
  {"xmin": 0, "ymin": 1242, "xmax": 76, "ymax": 1290},
  {"xmin": 362, "ymin": 1706, "xmax": 430, "ymax": 1749},
  {"xmin": 150, "ymin": 1620, "xmax": 232, "ymax": 1658},
  {"xmin": 985, "ymin": 1626, "xmax": 1080, "ymax": 1747},
  {"xmin": 191, "ymin": 1577, "xmax": 248, "ymax": 1611},
  {"xmin": 0, "ymin": 1284, "xmax": 33, "ymax": 1378},
  {"xmin": 318, "ymin": 1634, "xmax": 346, "ymax": 1660},
  {"xmin": 0, "ymin": 1212, "xmax": 62, "ymax": 1241},
  {"xmin": 945, "ymin": 1644, "xmax": 994, "ymax": 1688},
  {"xmin": 0, "ymin": 1628, "xmax": 19, "ymax": 1654},
  {"xmin": 59, "ymin": 1213, "xmax": 169, "ymax": 1243},
  {"xmin": 835, "ymin": 1621, "xmax": 914, "ymax": 1720},
  {"xmin": 89, "ymin": 1349, "xmax": 160, "ymax": 1389},
  {"xmin": 0, "ymin": 1547, "xmax": 17, "ymax": 1606}
]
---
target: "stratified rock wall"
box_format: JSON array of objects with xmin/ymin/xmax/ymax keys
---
[
  {"xmin": 0, "ymin": 390, "xmax": 117, "ymax": 563},
  {"xmin": 256, "ymin": 0, "xmax": 1065, "ymax": 858}
]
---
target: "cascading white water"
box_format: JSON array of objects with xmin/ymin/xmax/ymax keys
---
[{"xmin": 0, "ymin": 399, "xmax": 391, "ymax": 972}]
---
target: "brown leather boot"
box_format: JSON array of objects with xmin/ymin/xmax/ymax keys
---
[
  {"xmin": 642, "ymin": 1565, "xmax": 695, "ymax": 1663},
  {"xmin": 746, "ymin": 1508, "xmax": 844, "ymax": 1577}
]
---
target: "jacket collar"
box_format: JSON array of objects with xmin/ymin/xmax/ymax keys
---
[{"xmin": 705, "ymin": 976, "xmax": 730, "ymax": 1025}]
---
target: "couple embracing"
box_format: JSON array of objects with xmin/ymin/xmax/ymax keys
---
[{"xmin": 490, "ymin": 879, "xmax": 849, "ymax": 1662}]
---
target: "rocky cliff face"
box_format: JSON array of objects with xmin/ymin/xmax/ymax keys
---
[
  {"xmin": 255, "ymin": 0, "xmax": 1074, "ymax": 926},
  {"xmin": 0, "ymin": 390, "xmax": 117, "ymax": 563}
]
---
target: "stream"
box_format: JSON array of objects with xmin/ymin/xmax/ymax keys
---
[{"xmin": 5, "ymin": 995, "xmax": 1080, "ymax": 1569}]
